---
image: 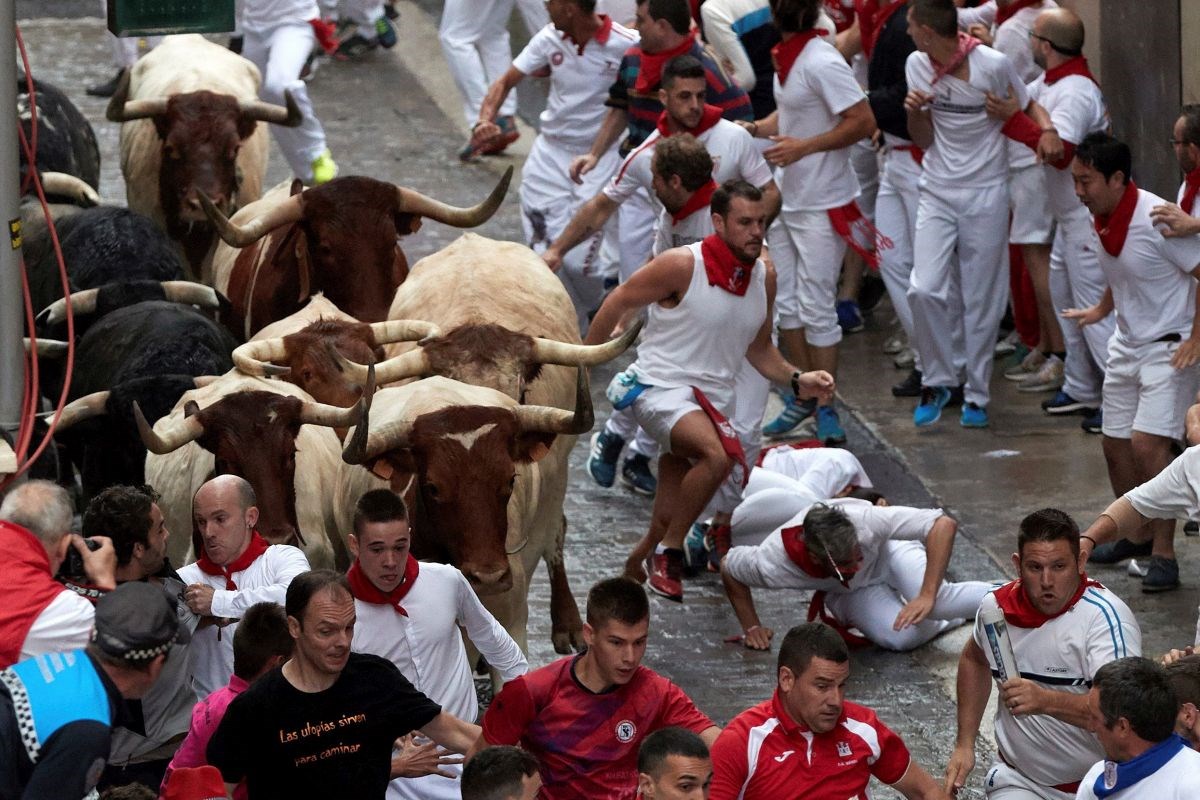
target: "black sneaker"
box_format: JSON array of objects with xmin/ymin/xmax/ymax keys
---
[
  {"xmin": 1080, "ymin": 407, "xmax": 1102, "ymax": 434},
  {"xmin": 1186, "ymin": 520, "xmax": 1199, "ymax": 537},
  {"xmin": 86, "ymin": 68, "xmax": 125, "ymax": 98},
  {"xmin": 384, "ymin": 1, "xmax": 400, "ymax": 19},
  {"xmin": 228, "ymin": 35, "xmax": 244, "ymax": 53},
  {"xmin": 1142, "ymin": 556, "xmax": 1180, "ymax": 593},
  {"xmin": 858, "ymin": 273, "xmax": 887, "ymax": 314},
  {"xmin": 335, "ymin": 33, "xmax": 376, "ymax": 60},
  {"xmin": 1089, "ymin": 537, "xmax": 1152, "ymax": 564},
  {"xmin": 892, "ymin": 368, "xmax": 922, "ymax": 397}
]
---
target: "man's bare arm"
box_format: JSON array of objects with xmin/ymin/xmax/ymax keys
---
[
  {"xmin": 583, "ymin": 250, "xmax": 694, "ymax": 344},
  {"xmin": 543, "ymin": 193, "xmax": 620, "ymax": 271}
]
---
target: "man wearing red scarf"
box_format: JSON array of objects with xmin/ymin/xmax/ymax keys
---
[
  {"xmin": 346, "ymin": 489, "xmax": 527, "ymax": 800},
  {"xmin": 177, "ymin": 475, "xmax": 311, "ymax": 698},
  {"xmin": 1064, "ymin": 133, "xmax": 1200, "ymax": 594},
  {"xmin": 947, "ymin": 509, "xmax": 1140, "ymax": 800},
  {"xmin": 584, "ymin": 182, "xmax": 833, "ymax": 601},
  {"xmin": 1150, "ymin": 106, "xmax": 1200, "ymax": 238}
]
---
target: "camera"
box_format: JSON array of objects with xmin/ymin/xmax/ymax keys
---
[{"xmin": 56, "ymin": 536, "xmax": 101, "ymax": 582}]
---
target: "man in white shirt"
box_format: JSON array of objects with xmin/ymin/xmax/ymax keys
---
[
  {"xmin": 1064, "ymin": 133, "xmax": 1200, "ymax": 594},
  {"xmin": 346, "ymin": 489, "xmax": 527, "ymax": 800},
  {"xmin": 472, "ymin": 0, "xmax": 639, "ymax": 332},
  {"xmin": 1150, "ymin": 105, "xmax": 1200, "ymax": 239},
  {"xmin": 0, "ymin": 480, "xmax": 115, "ymax": 668},
  {"xmin": 1077, "ymin": 657, "xmax": 1200, "ymax": 799},
  {"xmin": 904, "ymin": 0, "xmax": 1060, "ymax": 429},
  {"xmin": 178, "ymin": 475, "xmax": 311, "ymax": 698}
]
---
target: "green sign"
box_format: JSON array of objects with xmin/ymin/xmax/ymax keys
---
[{"xmin": 107, "ymin": 0, "xmax": 236, "ymax": 36}]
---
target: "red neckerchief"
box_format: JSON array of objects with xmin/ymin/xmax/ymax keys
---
[
  {"xmin": 671, "ymin": 179, "xmax": 716, "ymax": 224},
  {"xmin": 772, "ymin": 29, "xmax": 830, "ymax": 86},
  {"xmin": 564, "ymin": 14, "xmax": 613, "ymax": 55},
  {"xmin": 780, "ymin": 524, "xmax": 851, "ymax": 587},
  {"xmin": 992, "ymin": 575, "xmax": 1101, "ymax": 628},
  {"xmin": 855, "ymin": 0, "xmax": 905, "ymax": 59},
  {"xmin": 823, "ymin": 0, "xmax": 855, "ymax": 33},
  {"xmin": 1094, "ymin": 180, "xmax": 1139, "ymax": 257},
  {"xmin": 996, "ymin": 0, "xmax": 1042, "ymax": 26},
  {"xmin": 1181, "ymin": 166, "xmax": 1200, "ymax": 215},
  {"xmin": 931, "ymin": 32, "xmax": 980, "ymax": 85},
  {"xmin": 346, "ymin": 556, "xmax": 420, "ymax": 616},
  {"xmin": 699, "ymin": 233, "xmax": 755, "ymax": 296},
  {"xmin": 691, "ymin": 388, "xmax": 749, "ymax": 488},
  {"xmin": 1043, "ymin": 55, "xmax": 1098, "ymax": 86},
  {"xmin": 656, "ymin": 103, "xmax": 723, "ymax": 138},
  {"xmin": 634, "ymin": 32, "xmax": 697, "ymax": 94},
  {"xmin": 196, "ymin": 532, "xmax": 270, "ymax": 590}
]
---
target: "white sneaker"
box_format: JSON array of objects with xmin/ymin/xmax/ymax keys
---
[
  {"xmin": 993, "ymin": 329, "xmax": 1021, "ymax": 358},
  {"xmin": 1004, "ymin": 348, "xmax": 1045, "ymax": 381},
  {"xmin": 893, "ymin": 347, "xmax": 915, "ymax": 369},
  {"xmin": 1017, "ymin": 354, "xmax": 1064, "ymax": 393},
  {"xmin": 883, "ymin": 331, "xmax": 907, "ymax": 355}
]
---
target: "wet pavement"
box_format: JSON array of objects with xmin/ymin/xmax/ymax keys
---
[{"xmin": 17, "ymin": 9, "xmax": 1200, "ymax": 798}]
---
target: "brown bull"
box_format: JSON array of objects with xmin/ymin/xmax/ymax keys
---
[{"xmin": 202, "ymin": 168, "xmax": 512, "ymax": 339}]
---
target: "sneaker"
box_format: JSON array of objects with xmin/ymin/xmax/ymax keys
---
[
  {"xmin": 384, "ymin": 1, "xmax": 400, "ymax": 19},
  {"xmin": 836, "ymin": 299, "xmax": 864, "ymax": 334},
  {"xmin": 1142, "ymin": 556, "xmax": 1180, "ymax": 593},
  {"xmin": 648, "ymin": 549, "xmax": 684, "ymax": 602},
  {"xmin": 458, "ymin": 138, "xmax": 482, "ymax": 163},
  {"xmin": 1017, "ymin": 355, "xmax": 1064, "ymax": 393},
  {"xmin": 892, "ymin": 368, "xmax": 922, "ymax": 398},
  {"xmin": 1186, "ymin": 520, "xmax": 1199, "ymax": 536},
  {"xmin": 1080, "ymin": 407, "xmax": 1103, "ymax": 434},
  {"xmin": 478, "ymin": 115, "xmax": 520, "ymax": 156},
  {"xmin": 858, "ymin": 274, "xmax": 887, "ymax": 313},
  {"xmin": 883, "ymin": 331, "xmax": 907, "ymax": 355},
  {"xmin": 1042, "ymin": 390, "xmax": 1090, "ymax": 415},
  {"xmin": 994, "ymin": 329, "xmax": 1021, "ymax": 358},
  {"xmin": 960, "ymin": 402, "xmax": 989, "ymax": 428},
  {"xmin": 914, "ymin": 386, "xmax": 952, "ymax": 427},
  {"xmin": 1004, "ymin": 349, "xmax": 1046, "ymax": 381},
  {"xmin": 620, "ymin": 454, "xmax": 657, "ymax": 496},
  {"xmin": 683, "ymin": 523, "xmax": 708, "ymax": 577},
  {"xmin": 309, "ymin": 150, "xmax": 338, "ymax": 185},
  {"xmin": 86, "ymin": 68, "xmax": 125, "ymax": 98},
  {"xmin": 893, "ymin": 347, "xmax": 915, "ymax": 370},
  {"xmin": 335, "ymin": 33, "xmax": 376, "ymax": 60},
  {"xmin": 763, "ymin": 395, "xmax": 817, "ymax": 437},
  {"xmin": 706, "ymin": 523, "xmax": 732, "ymax": 572},
  {"xmin": 228, "ymin": 35, "xmax": 244, "ymax": 54},
  {"xmin": 1088, "ymin": 537, "xmax": 1152, "ymax": 564},
  {"xmin": 816, "ymin": 405, "xmax": 846, "ymax": 445},
  {"xmin": 587, "ymin": 430, "xmax": 625, "ymax": 488},
  {"xmin": 374, "ymin": 16, "xmax": 397, "ymax": 48}
]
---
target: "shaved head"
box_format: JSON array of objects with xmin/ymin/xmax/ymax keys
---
[
  {"xmin": 1036, "ymin": 8, "xmax": 1084, "ymax": 54},
  {"xmin": 195, "ymin": 474, "xmax": 257, "ymax": 513}
]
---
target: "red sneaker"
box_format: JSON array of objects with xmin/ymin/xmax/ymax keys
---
[
  {"xmin": 706, "ymin": 524, "xmax": 732, "ymax": 573},
  {"xmin": 647, "ymin": 549, "xmax": 684, "ymax": 602}
]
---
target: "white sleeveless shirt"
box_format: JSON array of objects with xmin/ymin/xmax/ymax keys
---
[{"xmin": 631, "ymin": 241, "xmax": 767, "ymax": 415}]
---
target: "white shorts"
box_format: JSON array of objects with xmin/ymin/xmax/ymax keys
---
[
  {"xmin": 1101, "ymin": 336, "xmax": 1200, "ymax": 440},
  {"xmin": 769, "ymin": 209, "xmax": 847, "ymax": 346},
  {"xmin": 630, "ymin": 385, "xmax": 702, "ymax": 454},
  {"xmin": 982, "ymin": 762, "xmax": 1076, "ymax": 800},
  {"xmin": 1009, "ymin": 164, "xmax": 1055, "ymax": 245}
]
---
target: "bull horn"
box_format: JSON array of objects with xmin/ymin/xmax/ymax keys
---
[
  {"xmin": 133, "ymin": 400, "xmax": 206, "ymax": 454},
  {"xmin": 338, "ymin": 345, "xmax": 430, "ymax": 386},
  {"xmin": 38, "ymin": 289, "xmax": 99, "ymax": 327},
  {"xmin": 105, "ymin": 70, "xmax": 168, "ymax": 122},
  {"xmin": 368, "ymin": 319, "xmax": 442, "ymax": 345},
  {"xmin": 238, "ymin": 89, "xmax": 303, "ymax": 127},
  {"xmin": 193, "ymin": 376, "xmax": 220, "ymax": 388},
  {"xmin": 38, "ymin": 172, "xmax": 100, "ymax": 207},
  {"xmin": 199, "ymin": 191, "xmax": 305, "ymax": 248},
  {"xmin": 512, "ymin": 366, "xmax": 593, "ymax": 435},
  {"xmin": 232, "ymin": 338, "xmax": 292, "ymax": 377},
  {"xmin": 54, "ymin": 391, "xmax": 110, "ymax": 431},
  {"xmin": 298, "ymin": 362, "xmax": 375, "ymax": 428},
  {"xmin": 23, "ymin": 338, "xmax": 69, "ymax": 358},
  {"xmin": 160, "ymin": 281, "xmax": 220, "ymax": 309},
  {"xmin": 394, "ymin": 165, "xmax": 512, "ymax": 229},
  {"xmin": 531, "ymin": 319, "xmax": 643, "ymax": 367}
]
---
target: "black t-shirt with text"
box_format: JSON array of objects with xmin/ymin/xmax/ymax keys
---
[{"xmin": 207, "ymin": 653, "xmax": 441, "ymax": 800}]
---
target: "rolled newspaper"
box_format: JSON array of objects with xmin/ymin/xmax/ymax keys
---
[{"xmin": 980, "ymin": 605, "xmax": 1020, "ymax": 683}]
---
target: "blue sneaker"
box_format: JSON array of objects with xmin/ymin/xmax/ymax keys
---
[
  {"xmin": 836, "ymin": 299, "xmax": 864, "ymax": 333},
  {"xmin": 1041, "ymin": 390, "xmax": 1089, "ymax": 415},
  {"xmin": 587, "ymin": 430, "xmax": 624, "ymax": 488},
  {"xmin": 816, "ymin": 405, "xmax": 846, "ymax": 445},
  {"xmin": 960, "ymin": 402, "xmax": 989, "ymax": 428},
  {"xmin": 683, "ymin": 522, "xmax": 708, "ymax": 577},
  {"xmin": 914, "ymin": 386, "xmax": 952, "ymax": 427},
  {"xmin": 1081, "ymin": 407, "xmax": 1102, "ymax": 434},
  {"xmin": 374, "ymin": 15, "xmax": 397, "ymax": 48},
  {"xmin": 620, "ymin": 453, "xmax": 657, "ymax": 496},
  {"xmin": 763, "ymin": 395, "xmax": 817, "ymax": 437}
]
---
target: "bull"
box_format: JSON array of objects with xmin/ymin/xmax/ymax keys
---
[
  {"xmin": 106, "ymin": 35, "xmax": 301, "ymax": 279},
  {"xmin": 199, "ymin": 167, "xmax": 512, "ymax": 338},
  {"xmin": 18, "ymin": 72, "xmax": 101, "ymax": 205}
]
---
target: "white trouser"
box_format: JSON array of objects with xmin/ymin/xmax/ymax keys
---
[
  {"xmin": 606, "ymin": 407, "xmax": 659, "ymax": 459},
  {"xmin": 617, "ymin": 185, "xmax": 657, "ymax": 281},
  {"xmin": 876, "ymin": 148, "xmax": 922, "ymax": 366},
  {"xmin": 731, "ymin": 481, "xmax": 823, "ymax": 544},
  {"xmin": 909, "ymin": 180, "xmax": 1009, "ymax": 407},
  {"xmin": 704, "ymin": 363, "xmax": 769, "ymax": 517},
  {"xmin": 981, "ymin": 762, "xmax": 1076, "ymax": 800},
  {"xmin": 242, "ymin": 22, "xmax": 328, "ymax": 182},
  {"xmin": 849, "ymin": 139, "xmax": 879, "ymax": 220},
  {"xmin": 440, "ymin": 0, "xmax": 547, "ymax": 123},
  {"xmin": 1050, "ymin": 209, "xmax": 1113, "ymax": 406},
  {"xmin": 769, "ymin": 209, "xmax": 848, "ymax": 347},
  {"xmin": 822, "ymin": 541, "xmax": 994, "ymax": 651},
  {"xmin": 521, "ymin": 136, "xmax": 620, "ymax": 333}
]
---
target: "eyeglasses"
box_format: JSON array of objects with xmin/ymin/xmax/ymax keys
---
[
  {"xmin": 1169, "ymin": 139, "xmax": 1185, "ymax": 147},
  {"xmin": 1028, "ymin": 32, "xmax": 1053, "ymax": 44}
]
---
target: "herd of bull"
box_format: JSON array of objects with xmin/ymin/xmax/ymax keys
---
[{"xmin": 16, "ymin": 34, "xmax": 642, "ymax": 653}]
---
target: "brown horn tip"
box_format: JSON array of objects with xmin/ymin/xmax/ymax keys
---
[{"xmin": 341, "ymin": 396, "xmax": 371, "ymax": 465}]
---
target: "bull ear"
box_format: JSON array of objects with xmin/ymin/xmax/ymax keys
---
[
  {"xmin": 512, "ymin": 431, "xmax": 555, "ymax": 464},
  {"xmin": 293, "ymin": 228, "xmax": 312, "ymax": 303},
  {"xmin": 184, "ymin": 400, "xmax": 201, "ymax": 418},
  {"xmin": 394, "ymin": 212, "xmax": 422, "ymax": 236},
  {"xmin": 290, "ymin": 179, "xmax": 304, "ymax": 197},
  {"xmin": 236, "ymin": 115, "xmax": 257, "ymax": 141},
  {"xmin": 377, "ymin": 451, "xmax": 418, "ymax": 479},
  {"xmin": 152, "ymin": 114, "xmax": 172, "ymax": 141}
]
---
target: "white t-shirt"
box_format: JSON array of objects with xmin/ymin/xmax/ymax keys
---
[
  {"xmin": 1076, "ymin": 746, "xmax": 1200, "ymax": 800},
  {"xmin": 992, "ymin": 3, "xmax": 1054, "ymax": 169},
  {"xmin": 774, "ymin": 38, "xmax": 865, "ymax": 211},
  {"xmin": 18, "ymin": 590, "xmax": 94, "ymax": 664},
  {"xmin": 957, "ymin": 1, "xmax": 997, "ymax": 31},
  {"xmin": 177, "ymin": 544, "xmax": 311, "ymax": 698},
  {"xmin": 906, "ymin": 44, "xmax": 1029, "ymax": 188},
  {"xmin": 971, "ymin": 585, "xmax": 1141, "ymax": 788},
  {"xmin": 760, "ymin": 446, "xmax": 873, "ymax": 491},
  {"xmin": 604, "ymin": 119, "xmax": 773, "ymax": 206},
  {"xmin": 1097, "ymin": 189, "xmax": 1200, "ymax": 347},
  {"xmin": 1028, "ymin": 72, "xmax": 1109, "ymax": 222},
  {"xmin": 512, "ymin": 20, "xmax": 639, "ymax": 150},
  {"xmin": 723, "ymin": 498, "xmax": 943, "ymax": 592},
  {"xmin": 239, "ymin": 0, "xmax": 319, "ymax": 31},
  {"xmin": 652, "ymin": 202, "xmax": 714, "ymax": 257}
]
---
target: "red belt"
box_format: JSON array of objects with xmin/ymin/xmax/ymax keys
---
[
  {"xmin": 997, "ymin": 750, "xmax": 1081, "ymax": 794},
  {"xmin": 892, "ymin": 144, "xmax": 924, "ymax": 165}
]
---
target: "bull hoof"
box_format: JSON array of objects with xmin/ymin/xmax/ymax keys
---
[{"xmin": 551, "ymin": 624, "xmax": 583, "ymax": 655}]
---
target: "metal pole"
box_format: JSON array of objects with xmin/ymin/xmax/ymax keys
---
[{"xmin": 0, "ymin": 0, "xmax": 25, "ymax": 476}]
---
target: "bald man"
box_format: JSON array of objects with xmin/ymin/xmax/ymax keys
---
[{"xmin": 177, "ymin": 475, "xmax": 310, "ymax": 698}]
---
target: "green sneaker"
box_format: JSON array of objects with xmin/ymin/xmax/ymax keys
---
[{"xmin": 310, "ymin": 149, "xmax": 338, "ymax": 185}]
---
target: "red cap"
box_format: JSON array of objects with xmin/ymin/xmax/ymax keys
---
[{"xmin": 161, "ymin": 766, "xmax": 227, "ymax": 800}]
